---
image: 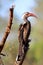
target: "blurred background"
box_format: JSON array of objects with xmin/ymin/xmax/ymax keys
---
[{"xmin": 0, "ymin": 0, "xmax": 43, "ymax": 65}]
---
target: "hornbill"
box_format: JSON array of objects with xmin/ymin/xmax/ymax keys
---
[{"xmin": 16, "ymin": 12, "xmax": 37, "ymax": 61}]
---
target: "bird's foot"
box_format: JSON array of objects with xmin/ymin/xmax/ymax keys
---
[{"xmin": 28, "ymin": 39, "xmax": 31, "ymax": 42}]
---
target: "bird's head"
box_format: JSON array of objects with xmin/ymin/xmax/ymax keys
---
[{"xmin": 22, "ymin": 12, "xmax": 37, "ymax": 20}]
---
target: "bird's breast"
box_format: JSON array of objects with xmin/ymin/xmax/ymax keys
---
[
  {"xmin": 23, "ymin": 22, "xmax": 31, "ymax": 41},
  {"xmin": 23, "ymin": 26, "xmax": 28, "ymax": 41}
]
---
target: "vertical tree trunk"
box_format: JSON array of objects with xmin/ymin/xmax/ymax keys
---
[
  {"xmin": 0, "ymin": 57, "xmax": 4, "ymax": 65},
  {"xmin": 0, "ymin": 6, "xmax": 14, "ymax": 54},
  {"xmin": 0, "ymin": 5, "xmax": 14, "ymax": 65},
  {"xmin": 14, "ymin": 40, "xmax": 30, "ymax": 65}
]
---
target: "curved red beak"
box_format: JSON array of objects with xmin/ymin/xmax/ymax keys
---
[{"xmin": 28, "ymin": 13, "xmax": 38, "ymax": 18}]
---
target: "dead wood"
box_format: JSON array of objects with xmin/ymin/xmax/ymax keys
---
[
  {"xmin": 0, "ymin": 5, "xmax": 14, "ymax": 55},
  {"xmin": 14, "ymin": 39, "xmax": 31, "ymax": 65}
]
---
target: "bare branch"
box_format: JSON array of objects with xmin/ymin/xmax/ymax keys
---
[
  {"xmin": 0, "ymin": 6, "xmax": 14, "ymax": 55},
  {"xmin": 14, "ymin": 40, "xmax": 31, "ymax": 65},
  {"xmin": 0, "ymin": 57, "xmax": 4, "ymax": 65}
]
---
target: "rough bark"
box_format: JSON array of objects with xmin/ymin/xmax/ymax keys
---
[
  {"xmin": 0, "ymin": 6, "xmax": 14, "ymax": 55},
  {"xmin": 0, "ymin": 57, "xmax": 4, "ymax": 65},
  {"xmin": 14, "ymin": 40, "xmax": 31, "ymax": 65}
]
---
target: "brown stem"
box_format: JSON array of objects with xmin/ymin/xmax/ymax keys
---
[
  {"xmin": 14, "ymin": 40, "xmax": 31, "ymax": 65},
  {"xmin": 0, "ymin": 6, "xmax": 14, "ymax": 54},
  {"xmin": 0, "ymin": 57, "xmax": 4, "ymax": 65}
]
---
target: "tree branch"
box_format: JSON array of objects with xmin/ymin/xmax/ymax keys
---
[
  {"xmin": 14, "ymin": 40, "xmax": 31, "ymax": 65},
  {"xmin": 0, "ymin": 5, "xmax": 14, "ymax": 55},
  {"xmin": 0, "ymin": 57, "xmax": 4, "ymax": 65}
]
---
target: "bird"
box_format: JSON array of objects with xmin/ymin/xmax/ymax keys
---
[
  {"xmin": 16, "ymin": 12, "xmax": 37, "ymax": 61},
  {"xmin": 22, "ymin": 12, "xmax": 37, "ymax": 42}
]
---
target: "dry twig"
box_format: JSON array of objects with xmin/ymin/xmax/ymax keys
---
[
  {"xmin": 14, "ymin": 40, "xmax": 31, "ymax": 65},
  {"xmin": 0, "ymin": 5, "xmax": 14, "ymax": 56}
]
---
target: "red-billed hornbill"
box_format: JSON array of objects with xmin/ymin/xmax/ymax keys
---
[{"xmin": 16, "ymin": 12, "xmax": 37, "ymax": 61}]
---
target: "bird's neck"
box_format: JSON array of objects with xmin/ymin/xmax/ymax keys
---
[{"xmin": 23, "ymin": 18, "xmax": 28, "ymax": 23}]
